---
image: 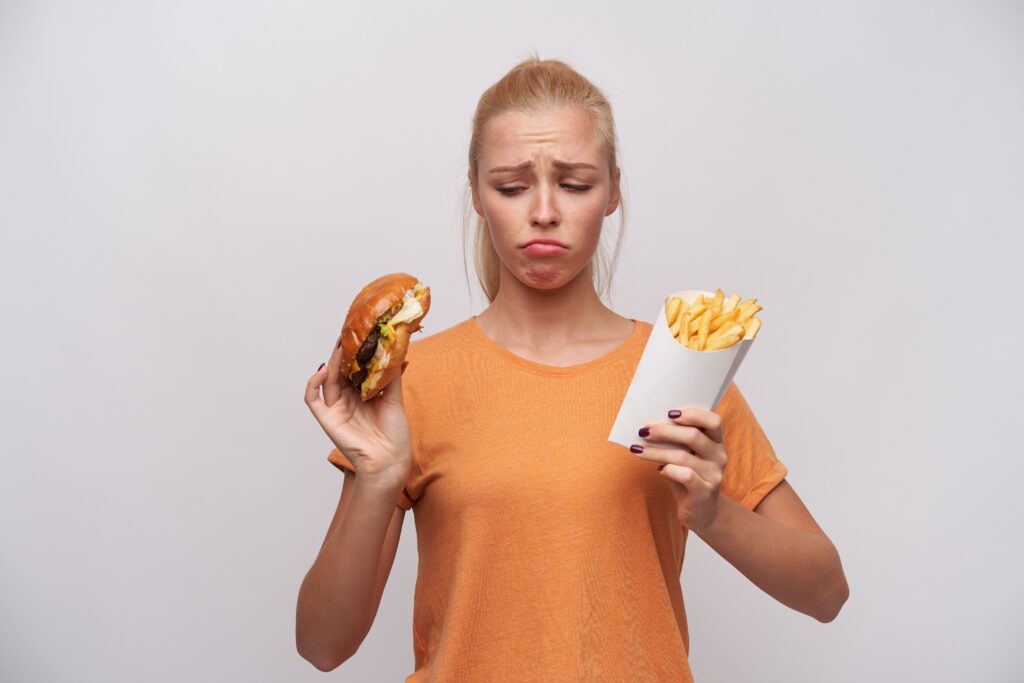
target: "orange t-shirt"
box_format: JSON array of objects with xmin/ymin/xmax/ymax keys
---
[{"xmin": 326, "ymin": 316, "xmax": 788, "ymax": 681}]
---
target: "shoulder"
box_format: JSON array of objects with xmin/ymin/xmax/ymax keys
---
[
  {"xmin": 714, "ymin": 382, "xmax": 773, "ymax": 446},
  {"xmin": 628, "ymin": 318, "xmax": 655, "ymax": 351},
  {"xmin": 402, "ymin": 318, "xmax": 472, "ymax": 383},
  {"xmin": 400, "ymin": 320, "xmax": 476, "ymax": 415},
  {"xmin": 407, "ymin": 318, "xmax": 469, "ymax": 359},
  {"xmin": 715, "ymin": 381, "xmax": 750, "ymax": 416},
  {"xmin": 634, "ymin": 318, "xmax": 654, "ymax": 336}
]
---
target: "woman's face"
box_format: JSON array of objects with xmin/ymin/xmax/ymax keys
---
[{"xmin": 471, "ymin": 106, "xmax": 620, "ymax": 290}]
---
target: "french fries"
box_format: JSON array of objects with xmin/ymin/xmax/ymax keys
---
[{"xmin": 663, "ymin": 288, "xmax": 762, "ymax": 352}]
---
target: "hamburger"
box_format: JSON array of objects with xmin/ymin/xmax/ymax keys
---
[{"xmin": 338, "ymin": 272, "xmax": 431, "ymax": 401}]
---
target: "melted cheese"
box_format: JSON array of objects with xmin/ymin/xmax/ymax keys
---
[{"xmin": 376, "ymin": 289, "xmax": 426, "ymax": 344}]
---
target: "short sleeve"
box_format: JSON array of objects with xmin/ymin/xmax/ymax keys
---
[
  {"xmin": 714, "ymin": 382, "xmax": 788, "ymax": 511},
  {"xmin": 326, "ymin": 447, "xmax": 416, "ymax": 511}
]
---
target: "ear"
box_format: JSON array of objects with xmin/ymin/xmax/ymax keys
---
[
  {"xmin": 605, "ymin": 166, "xmax": 622, "ymax": 216},
  {"xmin": 469, "ymin": 170, "xmax": 484, "ymax": 217}
]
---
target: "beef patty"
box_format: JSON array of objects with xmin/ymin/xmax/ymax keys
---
[{"xmin": 348, "ymin": 305, "xmax": 400, "ymax": 388}]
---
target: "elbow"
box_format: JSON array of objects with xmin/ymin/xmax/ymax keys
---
[
  {"xmin": 306, "ymin": 655, "xmax": 336, "ymax": 673},
  {"xmin": 311, "ymin": 657, "xmax": 342, "ymax": 674},
  {"xmin": 814, "ymin": 562, "xmax": 850, "ymax": 624},
  {"xmin": 298, "ymin": 645, "xmax": 351, "ymax": 673},
  {"xmin": 295, "ymin": 606, "xmax": 368, "ymax": 671},
  {"xmin": 295, "ymin": 601, "xmax": 361, "ymax": 671},
  {"xmin": 296, "ymin": 630, "xmax": 355, "ymax": 673},
  {"xmin": 816, "ymin": 584, "xmax": 849, "ymax": 623}
]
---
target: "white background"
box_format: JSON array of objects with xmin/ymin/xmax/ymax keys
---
[{"xmin": 1, "ymin": 1, "xmax": 1022, "ymax": 681}]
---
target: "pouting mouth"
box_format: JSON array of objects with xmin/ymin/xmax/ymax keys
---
[{"xmin": 520, "ymin": 238, "xmax": 568, "ymax": 248}]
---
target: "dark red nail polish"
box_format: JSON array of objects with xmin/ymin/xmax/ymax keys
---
[
  {"xmin": 638, "ymin": 427, "xmax": 650, "ymax": 438},
  {"xmin": 318, "ymin": 362, "xmax": 325, "ymax": 371},
  {"xmin": 668, "ymin": 409, "xmax": 682, "ymax": 419},
  {"xmin": 658, "ymin": 464, "xmax": 666, "ymax": 471},
  {"xmin": 630, "ymin": 444, "xmax": 644, "ymax": 454}
]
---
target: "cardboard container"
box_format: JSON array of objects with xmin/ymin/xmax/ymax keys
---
[{"xmin": 607, "ymin": 289, "xmax": 757, "ymax": 449}]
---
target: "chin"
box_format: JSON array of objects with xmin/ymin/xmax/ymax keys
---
[
  {"xmin": 523, "ymin": 269, "xmax": 564, "ymax": 287},
  {"xmin": 520, "ymin": 260, "xmax": 590, "ymax": 289}
]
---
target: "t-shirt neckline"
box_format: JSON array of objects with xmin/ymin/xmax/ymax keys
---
[{"xmin": 463, "ymin": 315, "xmax": 646, "ymax": 376}]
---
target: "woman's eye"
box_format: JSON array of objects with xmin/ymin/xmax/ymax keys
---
[{"xmin": 496, "ymin": 184, "xmax": 591, "ymax": 195}]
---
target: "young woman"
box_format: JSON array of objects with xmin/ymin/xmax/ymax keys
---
[{"xmin": 297, "ymin": 57, "xmax": 849, "ymax": 681}]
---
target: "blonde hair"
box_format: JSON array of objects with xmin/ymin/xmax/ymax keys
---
[{"xmin": 461, "ymin": 54, "xmax": 627, "ymax": 305}]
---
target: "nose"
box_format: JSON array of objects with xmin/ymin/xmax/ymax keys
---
[{"xmin": 529, "ymin": 182, "xmax": 560, "ymax": 228}]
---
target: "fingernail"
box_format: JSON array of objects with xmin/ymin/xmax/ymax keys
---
[
  {"xmin": 638, "ymin": 427, "xmax": 650, "ymax": 437},
  {"xmin": 318, "ymin": 362, "xmax": 325, "ymax": 371},
  {"xmin": 630, "ymin": 444, "xmax": 644, "ymax": 454},
  {"xmin": 658, "ymin": 464, "xmax": 666, "ymax": 471},
  {"xmin": 668, "ymin": 409, "xmax": 682, "ymax": 419}
]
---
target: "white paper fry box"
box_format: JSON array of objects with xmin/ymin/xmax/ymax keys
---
[{"xmin": 607, "ymin": 289, "xmax": 757, "ymax": 448}]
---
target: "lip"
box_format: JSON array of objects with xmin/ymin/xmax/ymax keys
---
[
  {"xmin": 522, "ymin": 243, "xmax": 568, "ymax": 256},
  {"xmin": 520, "ymin": 238, "xmax": 568, "ymax": 248}
]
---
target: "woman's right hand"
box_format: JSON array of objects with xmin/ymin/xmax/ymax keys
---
[{"xmin": 304, "ymin": 337, "xmax": 412, "ymax": 485}]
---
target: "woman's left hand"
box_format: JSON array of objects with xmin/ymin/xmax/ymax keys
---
[{"xmin": 630, "ymin": 408, "xmax": 728, "ymax": 534}]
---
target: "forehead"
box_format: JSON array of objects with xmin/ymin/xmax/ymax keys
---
[{"xmin": 481, "ymin": 106, "xmax": 602, "ymax": 162}]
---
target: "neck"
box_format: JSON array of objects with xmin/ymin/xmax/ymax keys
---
[{"xmin": 476, "ymin": 263, "xmax": 623, "ymax": 346}]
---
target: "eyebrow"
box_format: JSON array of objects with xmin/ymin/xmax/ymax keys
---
[{"xmin": 488, "ymin": 160, "xmax": 599, "ymax": 174}]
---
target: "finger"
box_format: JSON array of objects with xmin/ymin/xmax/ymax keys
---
[
  {"xmin": 667, "ymin": 407, "xmax": 724, "ymax": 444},
  {"xmin": 305, "ymin": 363, "xmax": 328, "ymax": 418},
  {"xmin": 323, "ymin": 341, "xmax": 346, "ymax": 406},
  {"xmin": 374, "ymin": 370, "xmax": 406, "ymax": 411},
  {"xmin": 659, "ymin": 463, "xmax": 710, "ymax": 491},
  {"xmin": 628, "ymin": 443, "xmax": 719, "ymax": 487},
  {"xmin": 641, "ymin": 422, "xmax": 725, "ymax": 469}
]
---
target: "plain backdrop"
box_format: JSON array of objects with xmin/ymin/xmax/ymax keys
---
[{"xmin": 1, "ymin": 1, "xmax": 1022, "ymax": 681}]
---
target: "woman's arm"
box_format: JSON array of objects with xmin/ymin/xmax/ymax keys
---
[
  {"xmin": 296, "ymin": 469, "xmax": 408, "ymax": 671},
  {"xmin": 694, "ymin": 479, "xmax": 849, "ymax": 622},
  {"xmin": 632, "ymin": 409, "xmax": 849, "ymax": 623}
]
